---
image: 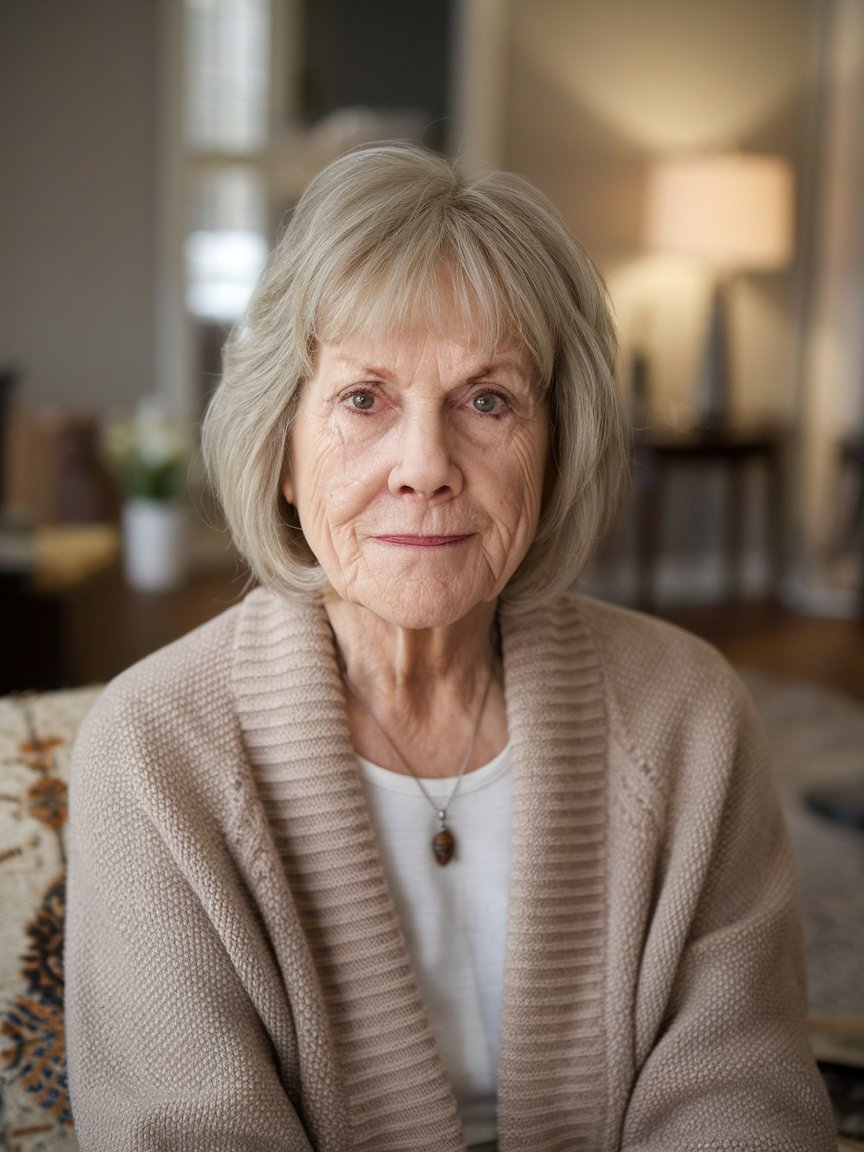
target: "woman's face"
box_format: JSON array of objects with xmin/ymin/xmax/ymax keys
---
[{"xmin": 283, "ymin": 324, "xmax": 549, "ymax": 630}]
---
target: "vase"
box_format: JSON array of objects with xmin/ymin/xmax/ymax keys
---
[{"xmin": 122, "ymin": 499, "xmax": 188, "ymax": 592}]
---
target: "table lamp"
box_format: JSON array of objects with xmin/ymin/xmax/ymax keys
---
[{"xmin": 645, "ymin": 153, "xmax": 794, "ymax": 430}]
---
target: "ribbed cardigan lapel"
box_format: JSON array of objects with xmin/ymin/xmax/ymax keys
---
[
  {"xmin": 497, "ymin": 598, "xmax": 609, "ymax": 1150},
  {"xmin": 233, "ymin": 588, "xmax": 465, "ymax": 1151},
  {"xmin": 233, "ymin": 589, "xmax": 609, "ymax": 1152}
]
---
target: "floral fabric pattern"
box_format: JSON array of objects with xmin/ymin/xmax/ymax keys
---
[{"xmin": 0, "ymin": 687, "xmax": 98, "ymax": 1152}]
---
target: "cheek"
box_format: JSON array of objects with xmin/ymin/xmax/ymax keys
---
[
  {"xmin": 282, "ymin": 441, "xmax": 332, "ymax": 531},
  {"xmin": 286, "ymin": 442, "xmax": 384, "ymax": 546},
  {"xmin": 503, "ymin": 437, "xmax": 547, "ymax": 523}
]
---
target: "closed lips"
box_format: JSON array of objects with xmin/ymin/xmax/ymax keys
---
[{"xmin": 374, "ymin": 535, "xmax": 472, "ymax": 546}]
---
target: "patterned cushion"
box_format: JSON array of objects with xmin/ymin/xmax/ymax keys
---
[{"xmin": 0, "ymin": 687, "xmax": 99, "ymax": 1152}]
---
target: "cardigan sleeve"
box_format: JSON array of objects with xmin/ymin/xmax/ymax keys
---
[
  {"xmin": 64, "ymin": 677, "xmax": 322, "ymax": 1151},
  {"xmin": 616, "ymin": 658, "xmax": 835, "ymax": 1151}
]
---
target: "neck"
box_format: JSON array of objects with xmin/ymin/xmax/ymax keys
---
[
  {"xmin": 324, "ymin": 591, "xmax": 506, "ymax": 778},
  {"xmin": 324, "ymin": 591, "xmax": 499, "ymax": 701}
]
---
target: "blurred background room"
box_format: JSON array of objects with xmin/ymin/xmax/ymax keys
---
[
  {"xmin": 1, "ymin": 0, "xmax": 863, "ymax": 691},
  {"xmin": 0, "ymin": 1, "xmax": 863, "ymax": 1146}
]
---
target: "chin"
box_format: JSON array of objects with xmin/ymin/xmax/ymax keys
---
[
  {"xmin": 370, "ymin": 603, "xmax": 476, "ymax": 632},
  {"xmin": 348, "ymin": 585, "xmax": 497, "ymax": 632}
]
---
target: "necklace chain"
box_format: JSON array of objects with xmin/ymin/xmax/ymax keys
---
[{"xmin": 340, "ymin": 661, "xmax": 495, "ymax": 865}]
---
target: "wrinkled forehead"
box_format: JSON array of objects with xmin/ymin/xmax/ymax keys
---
[
  {"xmin": 310, "ymin": 258, "xmax": 553, "ymax": 390},
  {"xmin": 308, "ymin": 330, "xmax": 539, "ymax": 396}
]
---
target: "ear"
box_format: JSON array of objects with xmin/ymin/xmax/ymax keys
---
[{"xmin": 280, "ymin": 445, "xmax": 295, "ymax": 505}]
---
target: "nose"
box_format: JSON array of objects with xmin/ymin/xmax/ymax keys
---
[{"xmin": 387, "ymin": 409, "xmax": 462, "ymax": 500}]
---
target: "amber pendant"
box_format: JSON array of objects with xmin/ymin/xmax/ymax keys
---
[{"xmin": 432, "ymin": 826, "xmax": 455, "ymax": 866}]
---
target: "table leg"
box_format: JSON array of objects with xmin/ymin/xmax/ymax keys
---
[
  {"xmin": 725, "ymin": 463, "xmax": 746, "ymax": 602},
  {"xmin": 765, "ymin": 448, "xmax": 785, "ymax": 607},
  {"xmin": 635, "ymin": 460, "xmax": 664, "ymax": 612}
]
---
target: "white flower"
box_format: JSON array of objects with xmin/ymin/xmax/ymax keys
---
[{"xmin": 101, "ymin": 396, "xmax": 193, "ymax": 502}]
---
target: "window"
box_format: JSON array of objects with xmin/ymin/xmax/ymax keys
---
[{"xmin": 184, "ymin": 0, "xmax": 271, "ymax": 324}]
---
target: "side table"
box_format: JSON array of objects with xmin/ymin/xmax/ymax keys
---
[
  {"xmin": 0, "ymin": 524, "xmax": 120, "ymax": 693},
  {"xmin": 633, "ymin": 428, "xmax": 786, "ymax": 611}
]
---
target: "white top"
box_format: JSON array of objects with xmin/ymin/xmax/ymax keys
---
[{"xmin": 358, "ymin": 746, "xmax": 513, "ymax": 1148}]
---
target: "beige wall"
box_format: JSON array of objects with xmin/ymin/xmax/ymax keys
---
[
  {"xmin": 504, "ymin": 0, "xmax": 815, "ymax": 430},
  {"xmin": 0, "ymin": 0, "xmax": 157, "ymax": 414}
]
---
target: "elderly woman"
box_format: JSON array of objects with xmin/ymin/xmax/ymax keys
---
[{"xmin": 66, "ymin": 144, "xmax": 834, "ymax": 1151}]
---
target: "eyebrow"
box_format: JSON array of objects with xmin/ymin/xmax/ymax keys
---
[
  {"xmin": 334, "ymin": 354, "xmax": 530, "ymax": 382},
  {"xmin": 469, "ymin": 358, "xmax": 528, "ymax": 379}
]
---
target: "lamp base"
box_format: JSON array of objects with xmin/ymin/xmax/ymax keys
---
[{"xmin": 695, "ymin": 279, "xmax": 731, "ymax": 430}]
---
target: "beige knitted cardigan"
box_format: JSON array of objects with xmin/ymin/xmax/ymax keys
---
[{"xmin": 66, "ymin": 588, "xmax": 834, "ymax": 1151}]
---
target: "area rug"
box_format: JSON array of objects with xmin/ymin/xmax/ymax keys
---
[{"xmin": 739, "ymin": 669, "xmax": 864, "ymax": 1024}]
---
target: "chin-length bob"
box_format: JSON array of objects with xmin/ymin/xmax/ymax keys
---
[{"xmin": 202, "ymin": 143, "xmax": 629, "ymax": 612}]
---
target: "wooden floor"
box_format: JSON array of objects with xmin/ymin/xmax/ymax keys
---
[
  {"xmin": 661, "ymin": 602, "xmax": 864, "ymax": 703},
  {"xmin": 51, "ymin": 564, "xmax": 864, "ymax": 704}
]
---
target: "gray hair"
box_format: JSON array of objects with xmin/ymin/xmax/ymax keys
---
[{"xmin": 202, "ymin": 142, "xmax": 629, "ymax": 612}]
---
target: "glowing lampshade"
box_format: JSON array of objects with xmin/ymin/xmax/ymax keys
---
[
  {"xmin": 643, "ymin": 152, "xmax": 795, "ymax": 429},
  {"xmin": 645, "ymin": 153, "xmax": 794, "ymax": 271}
]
